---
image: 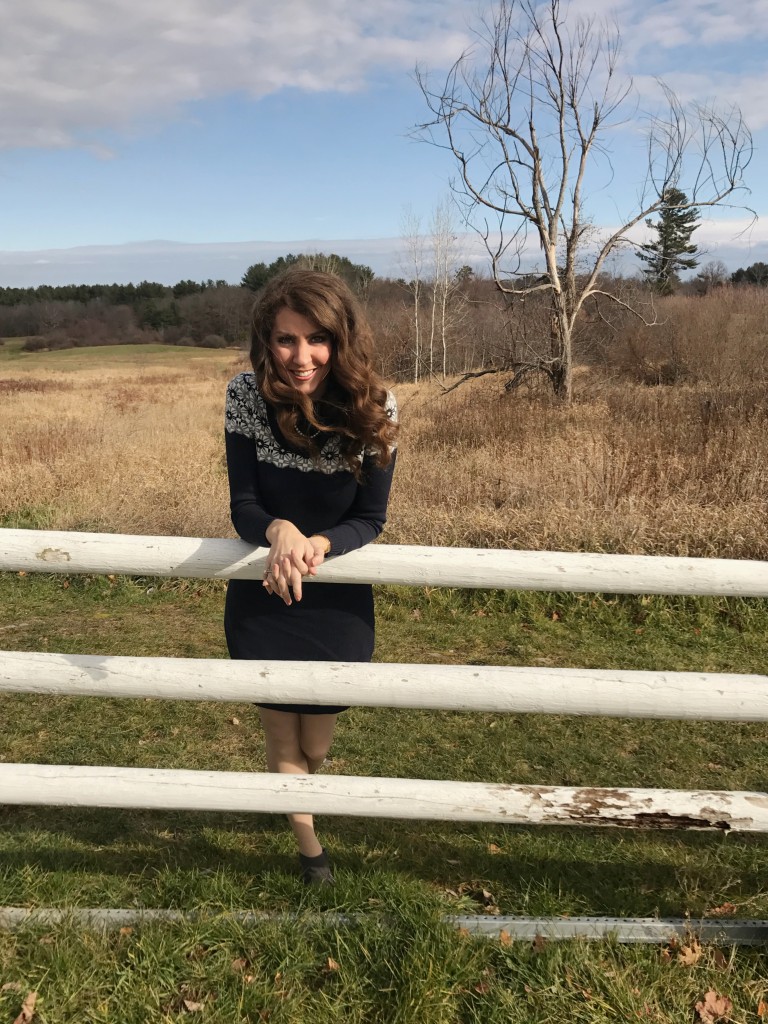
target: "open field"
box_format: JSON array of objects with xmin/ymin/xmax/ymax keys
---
[
  {"xmin": 1, "ymin": 343, "xmax": 767, "ymax": 1021},
  {"xmin": 1, "ymin": 340, "xmax": 767, "ymax": 557}
]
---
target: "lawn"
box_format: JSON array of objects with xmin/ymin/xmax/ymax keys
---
[{"xmin": 0, "ymin": 572, "xmax": 766, "ymax": 1022}]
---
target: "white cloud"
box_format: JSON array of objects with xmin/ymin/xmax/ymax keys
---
[
  {"xmin": 632, "ymin": 71, "xmax": 768, "ymax": 132},
  {"xmin": 626, "ymin": 0, "xmax": 768, "ymax": 51},
  {"xmin": 4, "ymin": 217, "xmax": 766, "ymax": 287},
  {"xmin": 552, "ymin": 1, "xmax": 768, "ymax": 130},
  {"xmin": 0, "ymin": 0, "xmax": 472, "ymax": 150}
]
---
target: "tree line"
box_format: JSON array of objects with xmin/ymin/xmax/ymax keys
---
[{"xmin": 0, "ymin": 253, "xmax": 375, "ymax": 351}]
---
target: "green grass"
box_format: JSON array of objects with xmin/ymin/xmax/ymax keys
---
[
  {"xmin": 0, "ymin": 338, "xmax": 237, "ymax": 371},
  {"xmin": 1, "ymin": 573, "xmax": 767, "ymax": 1021}
]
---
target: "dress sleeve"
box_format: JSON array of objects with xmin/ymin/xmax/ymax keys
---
[
  {"xmin": 320, "ymin": 452, "xmax": 397, "ymax": 556},
  {"xmin": 321, "ymin": 390, "xmax": 398, "ymax": 556},
  {"xmin": 225, "ymin": 431, "xmax": 276, "ymax": 546},
  {"xmin": 225, "ymin": 375, "xmax": 275, "ymax": 546}
]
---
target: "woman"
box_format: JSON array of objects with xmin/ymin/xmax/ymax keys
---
[{"xmin": 224, "ymin": 268, "xmax": 397, "ymax": 885}]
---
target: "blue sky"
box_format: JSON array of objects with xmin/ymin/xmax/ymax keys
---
[{"xmin": 1, "ymin": 0, "xmax": 767, "ymax": 285}]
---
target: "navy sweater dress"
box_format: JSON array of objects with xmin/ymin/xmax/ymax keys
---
[{"xmin": 223, "ymin": 372, "xmax": 397, "ymax": 713}]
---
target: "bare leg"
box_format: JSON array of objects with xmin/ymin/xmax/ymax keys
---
[{"xmin": 259, "ymin": 708, "xmax": 338, "ymax": 857}]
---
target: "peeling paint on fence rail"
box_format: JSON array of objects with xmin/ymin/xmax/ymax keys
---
[{"xmin": 1, "ymin": 765, "xmax": 766, "ymax": 832}]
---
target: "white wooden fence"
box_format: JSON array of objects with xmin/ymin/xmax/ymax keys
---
[{"xmin": 1, "ymin": 527, "xmax": 767, "ymax": 835}]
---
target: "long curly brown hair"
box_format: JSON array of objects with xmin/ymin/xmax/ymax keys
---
[{"xmin": 249, "ymin": 269, "xmax": 397, "ymax": 474}]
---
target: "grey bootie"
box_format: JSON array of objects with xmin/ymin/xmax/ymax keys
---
[{"xmin": 299, "ymin": 848, "xmax": 334, "ymax": 885}]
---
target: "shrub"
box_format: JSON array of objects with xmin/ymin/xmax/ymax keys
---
[
  {"xmin": 199, "ymin": 334, "xmax": 227, "ymax": 349},
  {"xmin": 21, "ymin": 337, "xmax": 47, "ymax": 352}
]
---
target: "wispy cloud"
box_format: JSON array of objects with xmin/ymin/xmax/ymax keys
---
[
  {"xmin": 0, "ymin": 0, "xmax": 471, "ymax": 150},
  {"xmin": 551, "ymin": 1, "xmax": 768, "ymax": 129},
  {"xmin": 2, "ymin": 221, "xmax": 766, "ymax": 288},
  {"xmin": 626, "ymin": 0, "xmax": 768, "ymax": 50}
]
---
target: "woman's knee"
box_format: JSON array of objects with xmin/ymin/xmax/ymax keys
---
[
  {"xmin": 299, "ymin": 714, "xmax": 337, "ymax": 763},
  {"xmin": 260, "ymin": 709, "xmax": 302, "ymax": 758}
]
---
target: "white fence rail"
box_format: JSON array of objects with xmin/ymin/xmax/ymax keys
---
[
  {"xmin": 0, "ymin": 527, "xmax": 766, "ymax": 836},
  {"xmin": 1, "ymin": 764, "xmax": 766, "ymax": 832},
  {"xmin": 2, "ymin": 650, "xmax": 767, "ymax": 720},
  {"xmin": 3, "ymin": 528, "xmax": 768, "ymax": 595}
]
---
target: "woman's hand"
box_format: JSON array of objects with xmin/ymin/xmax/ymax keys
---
[{"xmin": 263, "ymin": 520, "xmax": 326, "ymax": 604}]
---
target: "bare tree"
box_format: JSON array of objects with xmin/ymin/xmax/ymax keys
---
[
  {"xmin": 400, "ymin": 206, "xmax": 426, "ymax": 383},
  {"xmin": 416, "ymin": 0, "xmax": 752, "ymax": 401},
  {"xmin": 429, "ymin": 196, "xmax": 468, "ymax": 378},
  {"xmin": 694, "ymin": 259, "xmax": 729, "ymax": 295}
]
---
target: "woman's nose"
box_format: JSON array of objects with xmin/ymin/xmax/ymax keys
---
[{"xmin": 292, "ymin": 339, "xmax": 311, "ymax": 364}]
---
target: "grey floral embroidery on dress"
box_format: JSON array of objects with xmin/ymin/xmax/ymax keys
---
[{"xmin": 226, "ymin": 373, "xmax": 397, "ymax": 474}]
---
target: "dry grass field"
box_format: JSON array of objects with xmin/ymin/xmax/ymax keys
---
[{"xmin": 1, "ymin": 339, "xmax": 766, "ymax": 559}]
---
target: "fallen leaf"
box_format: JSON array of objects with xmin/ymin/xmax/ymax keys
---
[
  {"xmin": 487, "ymin": 843, "xmax": 501, "ymax": 854},
  {"xmin": 17, "ymin": 571, "xmax": 27, "ymax": 577},
  {"xmin": 498, "ymin": 929, "xmax": 512, "ymax": 946},
  {"xmin": 712, "ymin": 949, "xmax": 728, "ymax": 970},
  {"xmin": 457, "ymin": 927, "xmax": 471, "ymax": 939},
  {"xmin": 182, "ymin": 999, "xmax": 205, "ymax": 1012},
  {"xmin": 757, "ymin": 1000, "xmax": 767, "ymax": 1019},
  {"xmin": 62, "ymin": 580, "xmax": 70, "ymax": 589},
  {"xmin": 38, "ymin": 935, "xmax": 55, "ymax": 945},
  {"xmin": 410, "ymin": 609, "xmax": 422, "ymax": 620},
  {"xmin": 231, "ymin": 958, "xmax": 247, "ymax": 972},
  {"xmin": 473, "ymin": 609, "xmax": 488, "ymax": 617},
  {"xmin": 119, "ymin": 926, "xmax": 133, "ymax": 936},
  {"xmin": 695, "ymin": 990, "xmax": 733, "ymax": 1024},
  {"xmin": 550, "ymin": 611, "xmax": 560, "ymax": 621},
  {"xmin": 231, "ymin": 717, "xmax": 241, "ymax": 726},
  {"xmin": 532, "ymin": 934, "xmax": 547, "ymax": 954},
  {"xmin": 446, "ymin": 859, "xmax": 460, "ymax": 865},
  {"xmin": 678, "ymin": 938, "xmax": 703, "ymax": 966},
  {"xmin": 708, "ymin": 902, "xmax": 737, "ymax": 917},
  {"xmin": 2, "ymin": 983, "xmax": 22, "ymax": 992},
  {"xmin": 13, "ymin": 991, "xmax": 37, "ymax": 1024},
  {"xmin": 326, "ymin": 958, "xmax": 340, "ymax": 972}
]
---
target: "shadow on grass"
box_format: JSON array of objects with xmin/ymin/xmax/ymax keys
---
[{"xmin": 1, "ymin": 805, "xmax": 766, "ymax": 917}]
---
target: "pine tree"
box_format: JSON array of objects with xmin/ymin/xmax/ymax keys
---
[{"xmin": 638, "ymin": 188, "xmax": 700, "ymax": 294}]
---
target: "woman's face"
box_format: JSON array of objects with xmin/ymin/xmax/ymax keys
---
[{"xmin": 269, "ymin": 306, "xmax": 333, "ymax": 399}]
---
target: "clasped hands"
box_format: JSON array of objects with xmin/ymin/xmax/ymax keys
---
[{"xmin": 262, "ymin": 519, "xmax": 328, "ymax": 605}]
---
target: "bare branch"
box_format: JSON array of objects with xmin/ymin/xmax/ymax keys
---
[{"xmin": 414, "ymin": 0, "xmax": 753, "ymax": 401}]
